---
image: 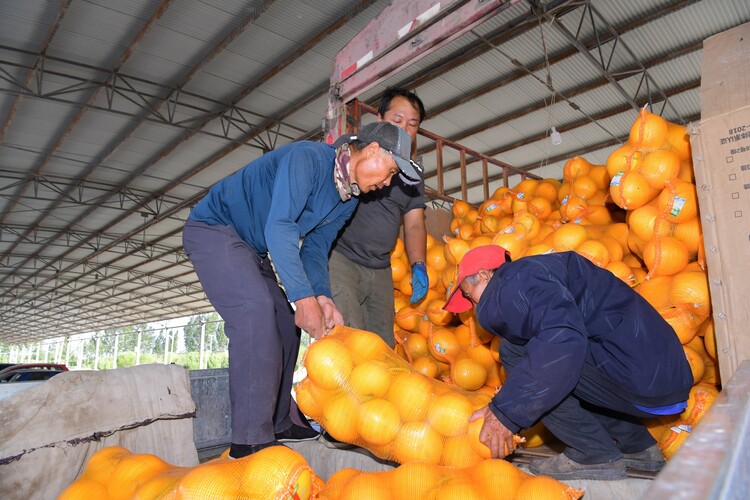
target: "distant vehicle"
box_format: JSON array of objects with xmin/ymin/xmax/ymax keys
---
[{"xmin": 0, "ymin": 363, "xmax": 69, "ymax": 383}]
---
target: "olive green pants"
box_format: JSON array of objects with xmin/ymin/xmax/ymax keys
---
[{"xmin": 328, "ymin": 250, "xmax": 395, "ymax": 348}]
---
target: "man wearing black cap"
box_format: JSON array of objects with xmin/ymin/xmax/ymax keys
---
[
  {"xmin": 444, "ymin": 246, "xmax": 692, "ymax": 480},
  {"xmin": 329, "ymin": 88, "xmax": 428, "ymax": 348},
  {"xmin": 182, "ymin": 122, "xmax": 416, "ymax": 459}
]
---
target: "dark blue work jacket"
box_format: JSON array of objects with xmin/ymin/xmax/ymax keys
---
[{"xmin": 476, "ymin": 251, "xmax": 693, "ymax": 433}]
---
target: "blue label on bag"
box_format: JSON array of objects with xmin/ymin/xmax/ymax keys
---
[
  {"xmin": 610, "ymin": 171, "xmax": 624, "ymax": 187},
  {"xmin": 670, "ymin": 196, "xmax": 686, "ymax": 217}
]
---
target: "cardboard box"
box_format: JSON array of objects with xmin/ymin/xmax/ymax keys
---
[{"xmin": 691, "ymin": 22, "xmax": 750, "ymax": 384}]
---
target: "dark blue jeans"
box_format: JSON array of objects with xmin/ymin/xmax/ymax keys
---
[
  {"xmin": 183, "ymin": 219, "xmax": 300, "ymax": 445},
  {"xmin": 500, "ymin": 340, "xmax": 657, "ymax": 464}
]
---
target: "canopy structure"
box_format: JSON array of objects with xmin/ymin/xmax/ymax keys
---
[{"xmin": 0, "ymin": 0, "xmax": 747, "ymax": 344}]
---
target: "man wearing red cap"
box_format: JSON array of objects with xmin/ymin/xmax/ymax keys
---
[{"xmin": 444, "ymin": 246, "xmax": 692, "ymax": 480}]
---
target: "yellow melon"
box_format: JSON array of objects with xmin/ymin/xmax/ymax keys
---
[
  {"xmin": 427, "ymin": 392, "xmax": 473, "ymax": 437},
  {"xmin": 304, "ymin": 338, "xmax": 353, "ymax": 390}
]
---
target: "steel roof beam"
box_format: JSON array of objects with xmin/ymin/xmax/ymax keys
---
[
  {"xmin": 432, "ymin": 41, "xmax": 703, "ymax": 179},
  {"xmin": 421, "ymin": 0, "xmax": 700, "ymax": 122},
  {"xmin": 0, "ymin": 0, "xmax": 172, "ymax": 232},
  {"xmin": 0, "ymin": 1, "xmax": 378, "ymax": 316},
  {"xmin": 427, "ymin": 44, "xmax": 702, "ymax": 181},
  {"xmin": 0, "ymin": 0, "xmax": 72, "ymax": 143}
]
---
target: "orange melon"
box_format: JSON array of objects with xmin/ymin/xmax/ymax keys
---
[
  {"xmin": 305, "ymin": 338, "xmax": 353, "ymax": 390},
  {"xmin": 658, "ymin": 421, "xmax": 692, "ymax": 460},
  {"xmin": 657, "ymin": 180, "xmax": 698, "ymax": 223},
  {"xmin": 387, "ymin": 372, "xmax": 434, "ymax": 423},
  {"xmin": 536, "ymin": 179, "xmax": 561, "ymax": 203},
  {"xmin": 356, "ymin": 398, "xmax": 401, "ymax": 446},
  {"xmin": 629, "ymin": 109, "xmax": 669, "ymax": 150},
  {"xmin": 683, "ymin": 345, "xmax": 705, "ymax": 385},
  {"xmin": 551, "ymin": 223, "xmax": 588, "ymax": 251},
  {"xmin": 609, "ymin": 169, "xmax": 660, "ymax": 210},
  {"xmin": 606, "ymin": 143, "xmax": 642, "ymax": 178},
  {"xmin": 452, "ymin": 200, "xmax": 471, "ymax": 219},
  {"xmin": 575, "ymin": 239, "xmax": 610, "ymax": 268},
  {"xmin": 700, "ymin": 319, "xmax": 717, "ymax": 360},
  {"xmin": 443, "ymin": 236, "xmax": 471, "ymax": 266},
  {"xmin": 427, "ymin": 392, "xmax": 473, "ymax": 437},
  {"xmin": 514, "ymin": 476, "xmax": 584, "ymax": 500},
  {"xmin": 571, "ymin": 175, "xmax": 599, "ymax": 200},
  {"xmin": 563, "ymin": 156, "xmax": 592, "ymax": 183},
  {"xmin": 348, "ymin": 360, "xmax": 392, "ymax": 399},
  {"xmin": 666, "ymin": 122, "xmax": 691, "ymax": 160},
  {"xmin": 471, "ymin": 460, "xmax": 528, "ymax": 500},
  {"xmin": 391, "ymin": 258, "xmax": 408, "ymax": 284},
  {"xmin": 673, "ymin": 217, "xmax": 701, "ymax": 258},
  {"xmin": 680, "ymin": 383, "xmax": 719, "ymax": 426},
  {"xmin": 441, "ymin": 436, "xmax": 483, "ymax": 468},
  {"xmin": 391, "ymin": 238, "xmax": 405, "ymax": 260},
  {"xmin": 412, "ymin": 355, "xmax": 439, "ymax": 379},
  {"xmin": 605, "ymin": 260, "xmax": 634, "ymax": 285},
  {"xmin": 429, "ymin": 328, "xmax": 462, "ymax": 363},
  {"xmin": 643, "ymin": 236, "xmax": 689, "ymax": 277},
  {"xmin": 389, "ymin": 462, "xmax": 441, "ymax": 499},
  {"xmin": 391, "ymin": 421, "xmax": 443, "ymax": 465},
  {"xmin": 638, "ymin": 149, "xmax": 681, "ymax": 189},
  {"xmin": 451, "ymin": 356, "xmax": 488, "ymax": 391},
  {"xmin": 323, "ymin": 393, "xmax": 360, "ymax": 443}
]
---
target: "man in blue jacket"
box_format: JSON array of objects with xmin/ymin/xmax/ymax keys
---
[
  {"xmin": 183, "ymin": 122, "xmax": 419, "ymax": 459},
  {"xmin": 444, "ymin": 245, "xmax": 693, "ymax": 480}
]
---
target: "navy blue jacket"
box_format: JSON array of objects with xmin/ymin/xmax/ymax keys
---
[
  {"xmin": 476, "ymin": 251, "xmax": 693, "ymax": 433},
  {"xmin": 189, "ymin": 142, "xmax": 357, "ymax": 302}
]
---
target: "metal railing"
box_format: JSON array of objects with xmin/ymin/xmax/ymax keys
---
[{"xmin": 349, "ymin": 100, "xmax": 541, "ymax": 204}]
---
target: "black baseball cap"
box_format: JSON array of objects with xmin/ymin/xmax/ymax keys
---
[{"xmin": 334, "ymin": 122, "xmax": 423, "ymax": 184}]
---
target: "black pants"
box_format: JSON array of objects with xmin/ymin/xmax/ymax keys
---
[
  {"xmin": 183, "ymin": 219, "xmax": 300, "ymax": 445},
  {"xmin": 500, "ymin": 340, "xmax": 657, "ymax": 463}
]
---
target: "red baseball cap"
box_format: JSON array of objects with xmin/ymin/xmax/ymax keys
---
[{"xmin": 443, "ymin": 245, "xmax": 510, "ymax": 313}]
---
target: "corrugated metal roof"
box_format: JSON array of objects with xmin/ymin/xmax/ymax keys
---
[{"xmin": 0, "ymin": 0, "xmax": 749, "ymax": 344}]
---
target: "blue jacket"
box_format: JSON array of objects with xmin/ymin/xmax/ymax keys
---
[
  {"xmin": 189, "ymin": 142, "xmax": 357, "ymax": 302},
  {"xmin": 476, "ymin": 251, "xmax": 692, "ymax": 433}
]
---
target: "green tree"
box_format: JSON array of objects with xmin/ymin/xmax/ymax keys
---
[{"xmin": 183, "ymin": 313, "xmax": 227, "ymax": 353}]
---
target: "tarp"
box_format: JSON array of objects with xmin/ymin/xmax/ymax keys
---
[{"xmin": 0, "ymin": 364, "xmax": 198, "ymax": 500}]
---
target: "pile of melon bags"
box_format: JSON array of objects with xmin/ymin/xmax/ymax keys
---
[
  {"xmin": 387, "ymin": 108, "xmax": 719, "ymax": 460},
  {"xmin": 60, "ymin": 108, "xmax": 719, "ymax": 499},
  {"xmin": 60, "ymin": 327, "xmax": 584, "ymax": 500}
]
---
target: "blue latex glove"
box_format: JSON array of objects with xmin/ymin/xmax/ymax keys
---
[{"xmin": 410, "ymin": 262, "xmax": 429, "ymax": 303}]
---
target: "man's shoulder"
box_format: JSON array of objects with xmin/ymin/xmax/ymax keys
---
[{"xmin": 278, "ymin": 140, "xmax": 333, "ymax": 156}]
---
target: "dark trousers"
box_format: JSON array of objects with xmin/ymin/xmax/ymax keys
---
[
  {"xmin": 500, "ymin": 340, "xmax": 657, "ymax": 463},
  {"xmin": 183, "ymin": 219, "xmax": 300, "ymax": 445}
]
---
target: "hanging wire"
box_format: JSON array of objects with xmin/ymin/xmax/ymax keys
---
[
  {"xmin": 539, "ymin": 13, "xmax": 556, "ymax": 167},
  {"xmin": 469, "ymin": 24, "xmax": 622, "ymax": 161}
]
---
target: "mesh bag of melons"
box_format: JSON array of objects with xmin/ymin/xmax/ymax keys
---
[
  {"xmin": 317, "ymin": 459, "xmax": 584, "ymax": 500},
  {"xmin": 296, "ymin": 325, "xmax": 521, "ymax": 466},
  {"xmin": 58, "ymin": 445, "xmax": 320, "ymax": 500}
]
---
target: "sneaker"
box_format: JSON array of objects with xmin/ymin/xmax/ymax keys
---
[
  {"xmin": 228, "ymin": 440, "xmax": 283, "ymax": 459},
  {"xmin": 527, "ymin": 453, "xmax": 627, "ymax": 481},
  {"xmin": 623, "ymin": 444, "xmax": 666, "ymax": 472},
  {"xmin": 319, "ymin": 430, "xmax": 356, "ymax": 450},
  {"xmin": 275, "ymin": 424, "xmax": 320, "ymax": 443}
]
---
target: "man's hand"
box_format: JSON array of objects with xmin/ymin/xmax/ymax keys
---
[
  {"xmin": 294, "ymin": 296, "xmax": 327, "ymax": 340},
  {"xmin": 468, "ymin": 406, "xmax": 518, "ymax": 459},
  {"xmin": 410, "ymin": 262, "xmax": 429, "ymax": 303},
  {"xmin": 316, "ymin": 296, "xmax": 344, "ymax": 331}
]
